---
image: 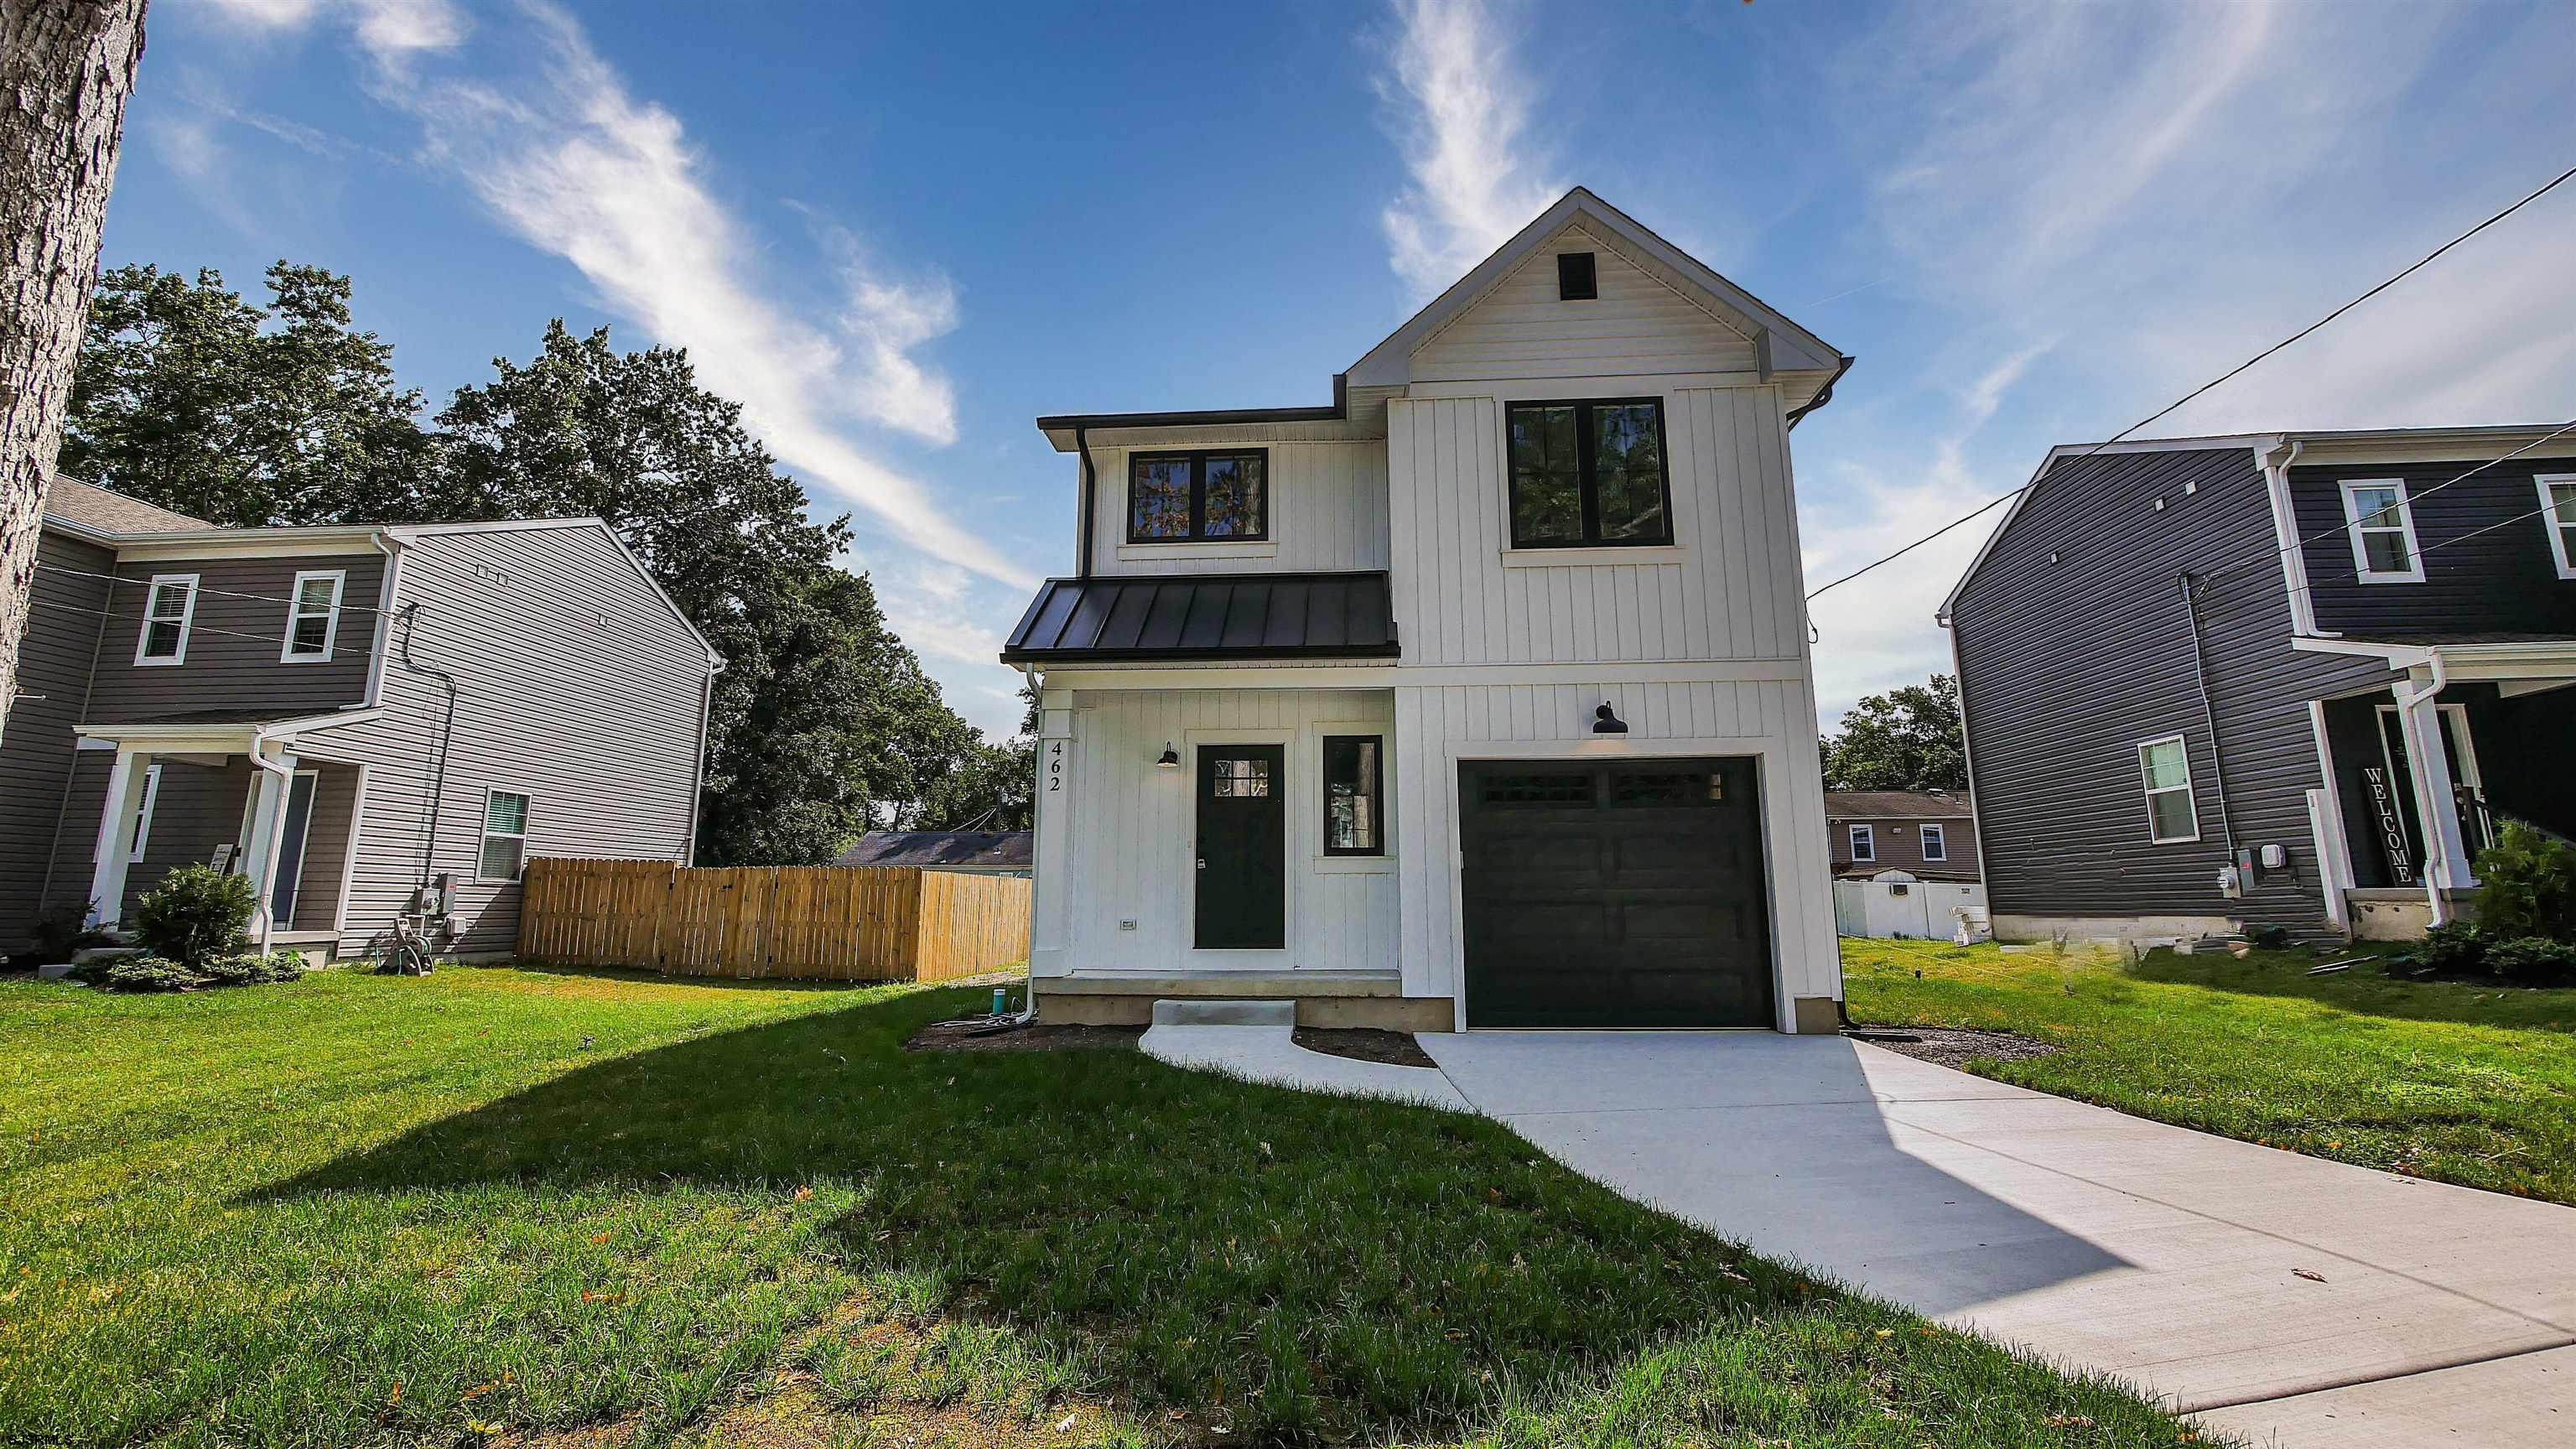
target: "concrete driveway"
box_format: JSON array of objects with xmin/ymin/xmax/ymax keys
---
[{"xmin": 1420, "ymin": 1031, "xmax": 2576, "ymax": 1447}]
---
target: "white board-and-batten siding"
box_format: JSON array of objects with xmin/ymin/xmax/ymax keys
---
[
  {"xmin": 1049, "ymin": 688, "xmax": 1399, "ymax": 976},
  {"xmin": 1089, "ymin": 438, "xmax": 1389, "ymax": 578},
  {"xmin": 1409, "ymin": 224, "xmax": 1760, "ymax": 382}
]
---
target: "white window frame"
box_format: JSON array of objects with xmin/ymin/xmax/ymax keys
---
[
  {"xmin": 2137, "ymin": 734, "xmax": 2201, "ymax": 844},
  {"xmin": 1848, "ymin": 823, "xmax": 1875, "ymax": 863},
  {"xmin": 280, "ymin": 569, "xmax": 347, "ymax": 662},
  {"xmin": 478, "ymin": 788, "xmax": 531, "ymax": 883},
  {"xmin": 2537, "ymin": 474, "xmax": 2576, "ymax": 580},
  {"xmin": 126, "ymin": 762, "xmax": 164, "ymax": 863},
  {"xmin": 2340, "ymin": 478, "xmax": 2425, "ymax": 584},
  {"xmin": 1919, "ymin": 822, "xmax": 1947, "ymax": 861},
  {"xmin": 133, "ymin": 574, "xmax": 200, "ymax": 666}
]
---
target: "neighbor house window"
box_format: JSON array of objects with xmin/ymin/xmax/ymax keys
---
[
  {"xmin": 127, "ymin": 763, "xmax": 164, "ymax": 863},
  {"xmin": 2340, "ymin": 479, "xmax": 2424, "ymax": 583},
  {"xmin": 2137, "ymin": 735, "xmax": 2199, "ymax": 844},
  {"xmin": 1920, "ymin": 823, "xmax": 1947, "ymax": 861},
  {"xmin": 1848, "ymin": 823, "xmax": 1875, "ymax": 862},
  {"xmin": 1127, "ymin": 449, "xmax": 1268, "ymax": 542},
  {"xmin": 282, "ymin": 569, "xmax": 346, "ymax": 662},
  {"xmin": 1505, "ymin": 399, "xmax": 1671, "ymax": 548},
  {"xmin": 2539, "ymin": 475, "xmax": 2576, "ymax": 580},
  {"xmin": 480, "ymin": 790, "xmax": 530, "ymax": 880},
  {"xmin": 1323, "ymin": 735, "xmax": 1383, "ymax": 855},
  {"xmin": 134, "ymin": 574, "xmax": 199, "ymax": 665}
]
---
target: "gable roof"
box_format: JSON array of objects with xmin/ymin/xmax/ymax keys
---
[
  {"xmin": 1348, "ymin": 187, "xmax": 1846, "ymax": 390},
  {"xmin": 1825, "ymin": 790, "xmax": 1975, "ymax": 820},
  {"xmin": 41, "ymin": 477, "xmax": 212, "ymax": 535},
  {"xmin": 836, "ymin": 830, "xmax": 1032, "ymax": 870}
]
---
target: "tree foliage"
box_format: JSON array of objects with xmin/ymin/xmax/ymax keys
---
[
  {"xmin": 1820, "ymin": 673, "xmax": 1968, "ymax": 792},
  {"xmin": 62, "ymin": 270, "xmax": 1030, "ymax": 863}
]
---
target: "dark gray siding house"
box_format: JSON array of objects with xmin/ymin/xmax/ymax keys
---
[
  {"xmin": 3, "ymin": 480, "xmax": 719, "ymax": 961},
  {"xmin": 1941, "ymin": 427, "xmax": 2576, "ymax": 943},
  {"xmin": 1824, "ymin": 792, "xmax": 1978, "ymax": 881}
]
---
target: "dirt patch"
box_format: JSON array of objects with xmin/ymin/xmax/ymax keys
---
[
  {"xmin": 1846, "ymin": 1025, "xmax": 2062, "ymax": 1069},
  {"xmin": 904, "ymin": 1020, "xmax": 1144, "ymax": 1053},
  {"xmin": 1291, "ymin": 1026, "xmax": 1440, "ymax": 1068}
]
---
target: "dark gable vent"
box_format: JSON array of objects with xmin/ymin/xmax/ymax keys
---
[{"xmin": 1556, "ymin": 252, "xmax": 1597, "ymax": 301}]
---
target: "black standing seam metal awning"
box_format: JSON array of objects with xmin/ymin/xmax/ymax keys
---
[{"xmin": 1000, "ymin": 571, "xmax": 1400, "ymax": 665}]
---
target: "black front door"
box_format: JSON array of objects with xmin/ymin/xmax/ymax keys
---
[
  {"xmin": 1459, "ymin": 758, "xmax": 1773, "ymax": 1028},
  {"xmin": 1196, "ymin": 745, "xmax": 1285, "ymax": 949}
]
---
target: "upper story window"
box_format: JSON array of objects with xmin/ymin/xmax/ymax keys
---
[
  {"xmin": 2137, "ymin": 735, "xmax": 2200, "ymax": 844},
  {"xmin": 1556, "ymin": 252, "xmax": 1597, "ymax": 300},
  {"xmin": 1920, "ymin": 823, "xmax": 1947, "ymax": 861},
  {"xmin": 2539, "ymin": 475, "xmax": 2576, "ymax": 580},
  {"xmin": 1128, "ymin": 449, "xmax": 1267, "ymax": 543},
  {"xmin": 1847, "ymin": 823, "xmax": 1875, "ymax": 862},
  {"xmin": 1505, "ymin": 399, "xmax": 1672, "ymax": 548},
  {"xmin": 2340, "ymin": 478, "xmax": 2424, "ymax": 584},
  {"xmin": 283, "ymin": 569, "xmax": 346, "ymax": 662},
  {"xmin": 134, "ymin": 574, "xmax": 199, "ymax": 666}
]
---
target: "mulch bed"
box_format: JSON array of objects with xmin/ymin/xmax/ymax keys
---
[
  {"xmin": 1291, "ymin": 1026, "xmax": 1441, "ymax": 1068},
  {"xmin": 903, "ymin": 1021, "xmax": 1143, "ymax": 1053},
  {"xmin": 1845, "ymin": 1025, "xmax": 2062, "ymax": 1069}
]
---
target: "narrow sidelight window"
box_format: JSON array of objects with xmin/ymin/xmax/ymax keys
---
[
  {"xmin": 480, "ymin": 790, "xmax": 530, "ymax": 880},
  {"xmin": 1505, "ymin": 399, "xmax": 1671, "ymax": 548},
  {"xmin": 283, "ymin": 570, "xmax": 345, "ymax": 662},
  {"xmin": 1128, "ymin": 449, "xmax": 1268, "ymax": 542},
  {"xmin": 1848, "ymin": 823, "xmax": 1875, "ymax": 863},
  {"xmin": 2137, "ymin": 735, "xmax": 2199, "ymax": 844},
  {"xmin": 127, "ymin": 763, "xmax": 164, "ymax": 862},
  {"xmin": 2340, "ymin": 479, "xmax": 2424, "ymax": 583},
  {"xmin": 2538, "ymin": 475, "xmax": 2576, "ymax": 579},
  {"xmin": 1556, "ymin": 252, "xmax": 1597, "ymax": 300},
  {"xmin": 1920, "ymin": 823, "xmax": 1946, "ymax": 861},
  {"xmin": 135, "ymin": 575, "xmax": 199, "ymax": 665},
  {"xmin": 1323, "ymin": 735, "xmax": 1383, "ymax": 855}
]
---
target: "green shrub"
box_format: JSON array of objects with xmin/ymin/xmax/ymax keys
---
[
  {"xmin": 128, "ymin": 866, "xmax": 257, "ymax": 968},
  {"xmin": 2484, "ymin": 936, "xmax": 2576, "ymax": 987},
  {"xmin": 11, "ymin": 906, "xmax": 113, "ymax": 968},
  {"xmin": 198, "ymin": 951, "xmax": 308, "ymax": 987},
  {"xmin": 70, "ymin": 954, "xmax": 204, "ymax": 993},
  {"xmin": 2419, "ymin": 920, "xmax": 2487, "ymax": 975},
  {"xmin": 2472, "ymin": 823, "xmax": 2576, "ymax": 943}
]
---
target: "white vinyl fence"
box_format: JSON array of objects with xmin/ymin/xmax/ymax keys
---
[{"xmin": 1832, "ymin": 871, "xmax": 1987, "ymax": 940}]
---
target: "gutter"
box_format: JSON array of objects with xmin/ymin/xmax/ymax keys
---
[
  {"xmin": 1074, "ymin": 425, "xmax": 1095, "ymax": 579},
  {"xmin": 1784, "ymin": 355, "xmax": 1856, "ymax": 430},
  {"xmin": 242, "ymin": 730, "xmax": 300, "ymax": 955}
]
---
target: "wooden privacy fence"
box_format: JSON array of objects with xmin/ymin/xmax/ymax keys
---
[{"xmin": 518, "ymin": 859, "xmax": 1030, "ymax": 982}]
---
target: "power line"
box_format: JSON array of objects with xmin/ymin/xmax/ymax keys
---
[
  {"xmin": 34, "ymin": 560, "xmax": 400, "ymax": 617},
  {"xmin": 2411, "ymin": 486, "xmax": 2576, "ymax": 564},
  {"xmin": 1807, "ymin": 158, "xmax": 2576, "ymax": 604},
  {"xmin": 27, "ymin": 597, "xmax": 377, "ymax": 657}
]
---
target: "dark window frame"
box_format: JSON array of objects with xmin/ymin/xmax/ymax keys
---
[
  {"xmin": 1556, "ymin": 252, "xmax": 1597, "ymax": 300},
  {"xmin": 1126, "ymin": 448, "xmax": 1270, "ymax": 543},
  {"xmin": 1503, "ymin": 397, "xmax": 1675, "ymax": 549},
  {"xmin": 1322, "ymin": 734, "xmax": 1385, "ymax": 856}
]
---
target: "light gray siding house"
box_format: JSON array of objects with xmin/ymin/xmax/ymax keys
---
[{"xmin": 3, "ymin": 480, "xmax": 720, "ymax": 960}]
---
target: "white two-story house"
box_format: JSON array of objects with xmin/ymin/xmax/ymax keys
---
[{"xmin": 1003, "ymin": 189, "xmax": 1852, "ymax": 1034}]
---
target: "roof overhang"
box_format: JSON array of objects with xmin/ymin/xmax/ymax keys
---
[
  {"xmin": 75, "ymin": 707, "xmax": 384, "ymax": 754},
  {"xmin": 2292, "ymin": 634, "xmax": 2576, "ymax": 683},
  {"xmin": 1037, "ymin": 375, "xmax": 1348, "ymax": 452},
  {"xmin": 1000, "ymin": 570, "xmax": 1399, "ymax": 667}
]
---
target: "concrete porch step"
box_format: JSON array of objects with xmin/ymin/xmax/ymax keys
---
[{"xmin": 1150, "ymin": 998, "xmax": 1296, "ymax": 1028}]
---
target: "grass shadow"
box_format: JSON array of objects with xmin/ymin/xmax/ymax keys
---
[{"xmin": 2126, "ymin": 948, "xmax": 2576, "ymax": 1032}]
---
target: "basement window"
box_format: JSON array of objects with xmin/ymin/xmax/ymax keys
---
[
  {"xmin": 2137, "ymin": 735, "xmax": 2200, "ymax": 844},
  {"xmin": 1556, "ymin": 252, "xmax": 1597, "ymax": 300}
]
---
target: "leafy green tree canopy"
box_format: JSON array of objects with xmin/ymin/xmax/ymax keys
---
[{"xmin": 1820, "ymin": 673, "xmax": 1967, "ymax": 793}]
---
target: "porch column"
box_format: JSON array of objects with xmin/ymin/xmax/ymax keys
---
[
  {"xmin": 1027, "ymin": 688, "xmax": 1076, "ymax": 980},
  {"xmin": 2393, "ymin": 678, "xmax": 2470, "ymax": 916},
  {"xmin": 242, "ymin": 750, "xmax": 296, "ymax": 923},
  {"xmin": 84, "ymin": 747, "xmax": 148, "ymax": 928}
]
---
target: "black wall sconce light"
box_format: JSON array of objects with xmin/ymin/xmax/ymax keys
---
[
  {"xmin": 1156, "ymin": 744, "xmax": 1181, "ymax": 768},
  {"xmin": 1592, "ymin": 702, "xmax": 1628, "ymax": 735}
]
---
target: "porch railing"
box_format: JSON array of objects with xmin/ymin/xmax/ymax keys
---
[{"xmin": 2456, "ymin": 786, "xmax": 2498, "ymax": 860}]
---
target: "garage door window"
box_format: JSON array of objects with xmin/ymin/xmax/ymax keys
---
[{"xmin": 1478, "ymin": 771, "xmax": 1595, "ymax": 806}]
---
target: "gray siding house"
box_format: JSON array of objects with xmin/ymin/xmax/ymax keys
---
[
  {"xmin": 2, "ymin": 480, "xmax": 720, "ymax": 959},
  {"xmin": 1940, "ymin": 426, "xmax": 2576, "ymax": 943}
]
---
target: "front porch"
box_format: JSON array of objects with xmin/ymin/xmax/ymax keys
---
[
  {"xmin": 2308, "ymin": 636, "xmax": 2576, "ymax": 933},
  {"xmin": 65, "ymin": 717, "xmax": 368, "ymax": 953}
]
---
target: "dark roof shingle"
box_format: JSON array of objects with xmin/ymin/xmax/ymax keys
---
[{"xmin": 1824, "ymin": 790, "xmax": 1974, "ymax": 819}]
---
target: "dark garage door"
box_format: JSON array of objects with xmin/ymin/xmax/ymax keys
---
[{"xmin": 1459, "ymin": 758, "xmax": 1774, "ymax": 1029}]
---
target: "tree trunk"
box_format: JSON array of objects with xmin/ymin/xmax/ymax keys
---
[{"xmin": 0, "ymin": 0, "xmax": 147, "ymax": 750}]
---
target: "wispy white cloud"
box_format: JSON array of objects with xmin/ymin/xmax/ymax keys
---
[
  {"xmin": 1373, "ymin": 0, "xmax": 1564, "ymax": 299},
  {"xmin": 199, "ymin": 0, "xmax": 1026, "ymax": 593}
]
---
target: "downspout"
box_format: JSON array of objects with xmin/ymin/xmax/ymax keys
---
[
  {"xmin": 243, "ymin": 729, "xmax": 299, "ymax": 955},
  {"xmin": 2179, "ymin": 571, "xmax": 2240, "ymax": 862},
  {"xmin": 395, "ymin": 603, "xmax": 461, "ymax": 906},
  {"xmin": 2392, "ymin": 651, "xmax": 2453, "ymax": 926},
  {"xmin": 1784, "ymin": 355, "xmax": 1856, "ymax": 430},
  {"xmin": 1010, "ymin": 661, "xmax": 1045, "ymax": 1026},
  {"xmin": 1073, "ymin": 425, "xmax": 1097, "ymax": 578},
  {"xmin": 681, "ymin": 662, "xmax": 718, "ymax": 866}
]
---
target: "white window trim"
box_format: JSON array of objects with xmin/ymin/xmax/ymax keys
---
[
  {"xmin": 2340, "ymin": 478, "xmax": 2425, "ymax": 584},
  {"xmin": 478, "ymin": 787, "xmax": 531, "ymax": 883},
  {"xmin": 280, "ymin": 569, "xmax": 347, "ymax": 662},
  {"xmin": 126, "ymin": 762, "xmax": 164, "ymax": 863},
  {"xmin": 1848, "ymin": 823, "xmax": 1875, "ymax": 862},
  {"xmin": 134, "ymin": 574, "xmax": 200, "ymax": 666},
  {"xmin": 2538, "ymin": 474, "xmax": 2576, "ymax": 580},
  {"xmin": 2137, "ymin": 733, "xmax": 2202, "ymax": 844},
  {"xmin": 1919, "ymin": 822, "xmax": 1946, "ymax": 861}
]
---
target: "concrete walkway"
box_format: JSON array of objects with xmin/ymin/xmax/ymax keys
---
[
  {"xmin": 1139, "ymin": 1021, "xmax": 1472, "ymax": 1112},
  {"xmin": 1419, "ymin": 1031, "xmax": 2576, "ymax": 1446}
]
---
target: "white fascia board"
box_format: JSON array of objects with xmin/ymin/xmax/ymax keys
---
[
  {"xmin": 2283, "ymin": 423, "xmax": 2576, "ymax": 466},
  {"xmin": 113, "ymin": 530, "xmax": 387, "ymax": 562}
]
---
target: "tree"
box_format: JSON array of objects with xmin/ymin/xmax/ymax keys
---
[
  {"xmin": 0, "ymin": 0, "xmax": 149, "ymax": 749},
  {"xmin": 910, "ymin": 683, "xmax": 1039, "ymax": 831},
  {"xmin": 1820, "ymin": 673, "xmax": 1967, "ymax": 792},
  {"xmin": 61, "ymin": 262, "xmax": 432, "ymax": 524}
]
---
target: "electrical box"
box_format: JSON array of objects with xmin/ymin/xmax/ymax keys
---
[
  {"xmin": 2216, "ymin": 865, "xmax": 2244, "ymax": 900},
  {"xmin": 2258, "ymin": 843, "xmax": 2287, "ymax": 870}
]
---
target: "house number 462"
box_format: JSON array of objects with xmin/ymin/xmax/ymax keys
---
[{"xmin": 1048, "ymin": 740, "xmax": 1064, "ymax": 792}]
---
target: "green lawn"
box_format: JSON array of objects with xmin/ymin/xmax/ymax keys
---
[
  {"xmin": 0, "ymin": 966, "xmax": 2199, "ymax": 1449},
  {"xmin": 1844, "ymin": 937, "xmax": 2576, "ymax": 1205}
]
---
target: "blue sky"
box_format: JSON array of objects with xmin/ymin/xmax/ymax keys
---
[{"xmin": 119, "ymin": 0, "xmax": 2576, "ymax": 735}]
